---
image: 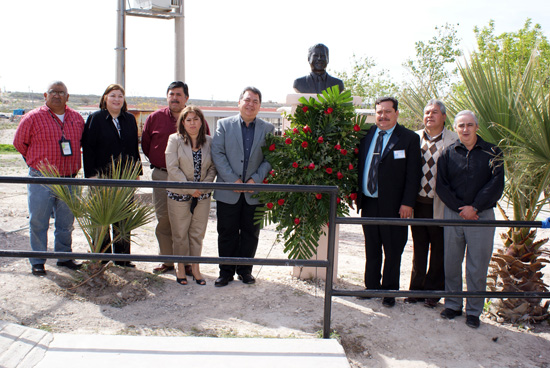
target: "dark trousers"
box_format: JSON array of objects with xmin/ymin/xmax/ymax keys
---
[
  {"xmin": 100, "ymin": 222, "xmax": 131, "ymax": 255},
  {"xmin": 361, "ymin": 196, "xmax": 408, "ymax": 290},
  {"xmin": 217, "ymin": 194, "xmax": 262, "ymax": 278},
  {"xmin": 410, "ymin": 201, "xmax": 445, "ymax": 292}
]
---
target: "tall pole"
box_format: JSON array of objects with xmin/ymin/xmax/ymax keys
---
[
  {"xmin": 174, "ymin": 1, "xmax": 185, "ymax": 82},
  {"xmin": 115, "ymin": 0, "xmax": 126, "ymax": 88}
]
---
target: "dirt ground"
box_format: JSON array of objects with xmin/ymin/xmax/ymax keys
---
[{"xmin": 1, "ymin": 127, "xmax": 549, "ymax": 368}]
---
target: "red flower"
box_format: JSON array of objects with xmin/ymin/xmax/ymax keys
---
[
  {"xmin": 308, "ymin": 162, "xmax": 315, "ymax": 170},
  {"xmin": 340, "ymin": 149, "xmax": 348, "ymax": 155},
  {"xmin": 315, "ymin": 193, "xmax": 322, "ymax": 200},
  {"xmin": 266, "ymin": 202, "xmax": 274, "ymax": 209},
  {"xmin": 301, "ymin": 141, "xmax": 308, "ymax": 148},
  {"xmin": 337, "ymin": 172, "xmax": 343, "ymax": 180},
  {"xmin": 263, "ymin": 178, "xmax": 268, "ymax": 184},
  {"xmin": 285, "ymin": 138, "xmax": 292, "ymax": 145},
  {"xmin": 283, "ymin": 132, "xmax": 286, "ymax": 136},
  {"xmin": 353, "ymin": 124, "xmax": 361, "ymax": 132},
  {"xmin": 269, "ymin": 144, "xmax": 276, "ymax": 151},
  {"xmin": 326, "ymin": 168, "xmax": 333, "ymax": 174},
  {"xmin": 348, "ymin": 163, "xmax": 354, "ymax": 170},
  {"xmin": 294, "ymin": 218, "xmax": 300, "ymax": 225},
  {"xmin": 325, "ymin": 107, "xmax": 334, "ymax": 115},
  {"xmin": 334, "ymin": 144, "xmax": 341, "ymax": 150},
  {"xmin": 336, "ymin": 197, "xmax": 341, "ymax": 204},
  {"xmin": 277, "ymin": 199, "xmax": 285, "ymax": 206},
  {"xmin": 269, "ymin": 170, "xmax": 275, "ymax": 177},
  {"xmin": 350, "ymin": 193, "xmax": 357, "ymax": 200},
  {"xmin": 293, "ymin": 128, "xmax": 299, "ymax": 134},
  {"xmin": 318, "ymin": 136, "xmax": 324, "ymax": 143},
  {"xmin": 354, "ymin": 148, "xmax": 359, "ymax": 154},
  {"xmin": 292, "ymin": 162, "xmax": 299, "ymax": 168},
  {"xmin": 302, "ymin": 106, "xmax": 308, "ymax": 113},
  {"xmin": 303, "ymin": 125, "xmax": 312, "ymax": 133}
]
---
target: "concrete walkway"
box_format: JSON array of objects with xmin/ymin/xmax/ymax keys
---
[{"xmin": 0, "ymin": 321, "xmax": 350, "ymax": 368}]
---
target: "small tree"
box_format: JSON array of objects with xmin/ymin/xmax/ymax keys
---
[{"xmin": 44, "ymin": 158, "xmax": 155, "ymax": 273}]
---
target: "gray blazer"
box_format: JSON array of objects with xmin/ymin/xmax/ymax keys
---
[
  {"xmin": 416, "ymin": 127, "xmax": 458, "ymax": 219},
  {"xmin": 165, "ymin": 134, "xmax": 217, "ymax": 195},
  {"xmin": 212, "ymin": 114, "xmax": 274, "ymax": 205}
]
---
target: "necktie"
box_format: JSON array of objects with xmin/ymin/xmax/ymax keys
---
[
  {"xmin": 367, "ymin": 131, "xmax": 387, "ymax": 194},
  {"xmin": 113, "ymin": 117, "xmax": 121, "ymax": 137}
]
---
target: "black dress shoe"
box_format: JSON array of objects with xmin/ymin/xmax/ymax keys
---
[
  {"xmin": 382, "ymin": 297, "xmax": 396, "ymax": 308},
  {"xmin": 57, "ymin": 260, "xmax": 82, "ymax": 270},
  {"xmin": 238, "ymin": 274, "xmax": 256, "ymax": 284},
  {"xmin": 424, "ymin": 298, "xmax": 438, "ymax": 308},
  {"xmin": 115, "ymin": 261, "xmax": 136, "ymax": 268},
  {"xmin": 440, "ymin": 308, "xmax": 463, "ymax": 320},
  {"xmin": 214, "ymin": 276, "xmax": 234, "ymax": 287},
  {"xmin": 465, "ymin": 315, "xmax": 480, "ymax": 328},
  {"xmin": 32, "ymin": 264, "xmax": 46, "ymax": 276}
]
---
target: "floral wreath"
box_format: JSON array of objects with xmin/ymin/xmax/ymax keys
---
[{"xmin": 255, "ymin": 86, "xmax": 369, "ymax": 259}]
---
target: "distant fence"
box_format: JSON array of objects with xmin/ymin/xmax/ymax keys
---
[{"xmin": 0, "ymin": 175, "xmax": 549, "ymax": 338}]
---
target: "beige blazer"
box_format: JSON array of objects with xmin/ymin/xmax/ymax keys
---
[
  {"xmin": 416, "ymin": 127, "xmax": 458, "ymax": 219},
  {"xmin": 165, "ymin": 134, "xmax": 217, "ymax": 195}
]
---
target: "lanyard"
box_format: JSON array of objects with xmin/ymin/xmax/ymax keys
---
[{"xmin": 48, "ymin": 110, "xmax": 66, "ymax": 140}]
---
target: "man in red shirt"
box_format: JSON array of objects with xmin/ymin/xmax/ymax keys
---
[
  {"xmin": 142, "ymin": 81, "xmax": 194, "ymax": 274},
  {"xmin": 13, "ymin": 81, "xmax": 85, "ymax": 276}
]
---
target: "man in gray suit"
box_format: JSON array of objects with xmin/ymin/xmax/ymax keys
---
[
  {"xmin": 293, "ymin": 43, "xmax": 345, "ymax": 94},
  {"xmin": 212, "ymin": 86, "xmax": 275, "ymax": 287}
]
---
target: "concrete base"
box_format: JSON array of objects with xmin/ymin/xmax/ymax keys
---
[
  {"xmin": 293, "ymin": 225, "xmax": 339, "ymax": 283},
  {"xmin": 1, "ymin": 321, "xmax": 350, "ymax": 368}
]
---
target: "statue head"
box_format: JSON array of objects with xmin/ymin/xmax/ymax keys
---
[{"xmin": 308, "ymin": 43, "xmax": 329, "ymax": 74}]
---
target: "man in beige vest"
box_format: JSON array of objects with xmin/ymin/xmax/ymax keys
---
[{"xmin": 406, "ymin": 99, "xmax": 458, "ymax": 308}]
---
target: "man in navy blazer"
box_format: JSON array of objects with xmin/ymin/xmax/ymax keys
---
[
  {"xmin": 212, "ymin": 86, "xmax": 275, "ymax": 287},
  {"xmin": 357, "ymin": 97, "xmax": 422, "ymax": 307}
]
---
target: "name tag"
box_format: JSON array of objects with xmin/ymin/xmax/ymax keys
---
[{"xmin": 394, "ymin": 150, "xmax": 406, "ymax": 159}]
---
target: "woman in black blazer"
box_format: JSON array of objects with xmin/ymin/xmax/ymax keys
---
[{"xmin": 82, "ymin": 84, "xmax": 142, "ymax": 267}]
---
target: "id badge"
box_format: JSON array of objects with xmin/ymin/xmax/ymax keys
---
[{"xmin": 59, "ymin": 138, "xmax": 73, "ymax": 156}]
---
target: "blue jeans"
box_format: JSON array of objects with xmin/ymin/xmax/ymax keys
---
[{"xmin": 28, "ymin": 168, "xmax": 75, "ymax": 266}]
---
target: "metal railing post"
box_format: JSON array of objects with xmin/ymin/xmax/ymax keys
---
[{"xmin": 322, "ymin": 189, "xmax": 338, "ymax": 338}]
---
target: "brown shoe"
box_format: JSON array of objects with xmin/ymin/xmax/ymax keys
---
[
  {"xmin": 424, "ymin": 299, "xmax": 438, "ymax": 308},
  {"xmin": 153, "ymin": 264, "xmax": 174, "ymax": 274}
]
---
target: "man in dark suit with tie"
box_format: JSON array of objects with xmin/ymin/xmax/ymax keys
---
[
  {"xmin": 356, "ymin": 97, "xmax": 422, "ymax": 307},
  {"xmin": 293, "ymin": 43, "xmax": 345, "ymax": 94}
]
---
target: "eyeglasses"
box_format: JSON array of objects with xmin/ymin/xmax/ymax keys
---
[
  {"xmin": 48, "ymin": 90, "xmax": 67, "ymax": 97},
  {"xmin": 242, "ymin": 98, "xmax": 260, "ymax": 106}
]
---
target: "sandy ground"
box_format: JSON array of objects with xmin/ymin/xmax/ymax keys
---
[{"xmin": 1, "ymin": 127, "xmax": 550, "ymax": 368}]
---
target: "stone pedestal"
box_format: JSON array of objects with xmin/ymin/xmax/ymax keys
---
[{"xmin": 293, "ymin": 225, "xmax": 339, "ymax": 283}]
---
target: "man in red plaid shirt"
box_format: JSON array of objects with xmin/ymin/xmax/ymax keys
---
[{"xmin": 13, "ymin": 81, "xmax": 85, "ymax": 276}]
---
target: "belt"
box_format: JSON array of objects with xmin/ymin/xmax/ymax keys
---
[{"xmin": 151, "ymin": 165, "xmax": 167, "ymax": 172}]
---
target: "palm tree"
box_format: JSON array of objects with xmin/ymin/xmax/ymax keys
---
[
  {"xmin": 449, "ymin": 53, "xmax": 550, "ymax": 323},
  {"xmin": 43, "ymin": 159, "xmax": 154, "ymax": 273}
]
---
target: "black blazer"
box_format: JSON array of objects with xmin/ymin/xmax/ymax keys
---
[
  {"xmin": 82, "ymin": 109, "xmax": 142, "ymax": 178},
  {"xmin": 357, "ymin": 123, "xmax": 422, "ymax": 217}
]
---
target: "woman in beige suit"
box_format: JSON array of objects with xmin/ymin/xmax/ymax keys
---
[{"xmin": 166, "ymin": 106, "xmax": 216, "ymax": 285}]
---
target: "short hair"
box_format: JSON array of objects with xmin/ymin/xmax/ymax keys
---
[
  {"xmin": 454, "ymin": 110, "xmax": 479, "ymax": 127},
  {"xmin": 424, "ymin": 99, "xmax": 447, "ymax": 115},
  {"xmin": 167, "ymin": 81, "xmax": 189, "ymax": 97},
  {"xmin": 375, "ymin": 96, "xmax": 398, "ymax": 111},
  {"xmin": 239, "ymin": 86, "xmax": 262, "ymax": 103},
  {"xmin": 308, "ymin": 43, "xmax": 329, "ymax": 60},
  {"xmin": 177, "ymin": 106, "xmax": 207, "ymax": 149},
  {"xmin": 46, "ymin": 81, "xmax": 67, "ymax": 93},
  {"xmin": 99, "ymin": 84, "xmax": 127, "ymax": 112}
]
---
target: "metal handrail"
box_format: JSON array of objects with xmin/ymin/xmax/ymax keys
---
[{"xmin": 0, "ymin": 175, "xmax": 548, "ymax": 338}]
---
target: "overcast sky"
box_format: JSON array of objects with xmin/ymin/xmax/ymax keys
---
[{"xmin": 1, "ymin": 0, "xmax": 549, "ymax": 103}]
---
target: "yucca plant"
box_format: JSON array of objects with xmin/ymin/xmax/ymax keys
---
[
  {"xmin": 43, "ymin": 158, "xmax": 154, "ymax": 271},
  {"xmin": 449, "ymin": 53, "xmax": 550, "ymax": 323}
]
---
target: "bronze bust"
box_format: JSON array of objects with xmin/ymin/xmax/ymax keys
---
[{"xmin": 293, "ymin": 43, "xmax": 345, "ymax": 94}]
